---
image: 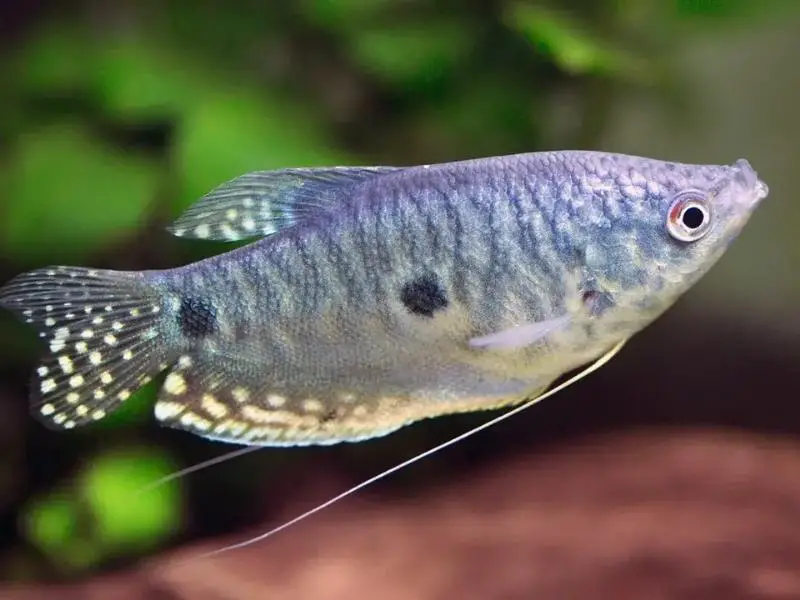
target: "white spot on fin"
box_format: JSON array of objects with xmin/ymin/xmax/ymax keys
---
[
  {"xmin": 167, "ymin": 166, "xmax": 402, "ymax": 242},
  {"xmin": 0, "ymin": 265, "xmax": 171, "ymax": 431}
]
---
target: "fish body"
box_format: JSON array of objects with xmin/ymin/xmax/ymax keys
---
[{"xmin": 0, "ymin": 151, "xmax": 768, "ymax": 446}]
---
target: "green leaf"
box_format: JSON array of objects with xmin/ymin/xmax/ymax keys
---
[
  {"xmin": 92, "ymin": 36, "xmax": 210, "ymax": 120},
  {"xmin": 22, "ymin": 446, "xmax": 181, "ymax": 569},
  {"xmin": 2, "ymin": 124, "xmax": 161, "ymax": 265},
  {"xmin": 23, "ymin": 492, "xmax": 104, "ymax": 571},
  {"xmin": 348, "ymin": 21, "xmax": 473, "ymax": 87},
  {"xmin": 24, "ymin": 493, "xmax": 76, "ymax": 555},
  {"xmin": 174, "ymin": 89, "xmax": 349, "ymax": 217},
  {"xmin": 11, "ymin": 23, "xmax": 93, "ymax": 95},
  {"xmin": 507, "ymin": 4, "xmax": 648, "ymax": 81},
  {"xmin": 81, "ymin": 447, "xmax": 182, "ymax": 551}
]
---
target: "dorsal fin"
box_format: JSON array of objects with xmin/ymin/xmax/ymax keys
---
[{"xmin": 168, "ymin": 166, "xmax": 401, "ymax": 242}]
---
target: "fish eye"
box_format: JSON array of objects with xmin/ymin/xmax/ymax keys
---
[{"xmin": 666, "ymin": 191, "xmax": 712, "ymax": 242}]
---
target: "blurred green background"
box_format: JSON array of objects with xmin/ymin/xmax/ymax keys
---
[{"xmin": 0, "ymin": 0, "xmax": 799, "ymax": 587}]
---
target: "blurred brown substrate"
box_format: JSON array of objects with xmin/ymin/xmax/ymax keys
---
[
  {"xmin": 4, "ymin": 428, "xmax": 800, "ymax": 600},
  {"xmin": 1, "ymin": 305, "xmax": 799, "ymax": 599}
]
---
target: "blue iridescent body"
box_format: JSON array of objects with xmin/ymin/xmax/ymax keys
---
[{"xmin": 0, "ymin": 151, "xmax": 768, "ymax": 445}]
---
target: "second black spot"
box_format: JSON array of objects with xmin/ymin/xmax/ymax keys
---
[
  {"xmin": 400, "ymin": 273, "xmax": 448, "ymax": 318},
  {"xmin": 178, "ymin": 297, "xmax": 219, "ymax": 338}
]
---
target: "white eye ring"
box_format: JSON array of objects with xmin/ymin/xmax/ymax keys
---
[{"xmin": 666, "ymin": 191, "xmax": 712, "ymax": 242}]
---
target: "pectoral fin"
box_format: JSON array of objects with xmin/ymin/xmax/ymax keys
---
[{"xmin": 469, "ymin": 315, "xmax": 571, "ymax": 350}]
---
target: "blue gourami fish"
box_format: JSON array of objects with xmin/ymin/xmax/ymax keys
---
[{"xmin": 0, "ymin": 151, "xmax": 768, "ymax": 448}]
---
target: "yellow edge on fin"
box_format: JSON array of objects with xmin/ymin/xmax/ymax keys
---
[{"xmin": 181, "ymin": 337, "xmax": 629, "ymax": 562}]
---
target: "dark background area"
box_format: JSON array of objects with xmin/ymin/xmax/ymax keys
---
[{"xmin": 1, "ymin": 1, "xmax": 799, "ymax": 598}]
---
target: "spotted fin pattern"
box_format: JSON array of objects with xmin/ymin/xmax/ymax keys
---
[
  {"xmin": 151, "ymin": 353, "xmax": 408, "ymax": 447},
  {"xmin": 150, "ymin": 352, "xmax": 558, "ymax": 448},
  {"xmin": 0, "ymin": 267, "xmax": 172, "ymax": 429},
  {"xmin": 168, "ymin": 166, "xmax": 401, "ymax": 242}
]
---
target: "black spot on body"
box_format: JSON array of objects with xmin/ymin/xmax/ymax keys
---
[
  {"xmin": 178, "ymin": 297, "xmax": 219, "ymax": 338},
  {"xmin": 400, "ymin": 273, "xmax": 448, "ymax": 318}
]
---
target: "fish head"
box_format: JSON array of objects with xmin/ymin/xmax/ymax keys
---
[
  {"xmin": 575, "ymin": 154, "xmax": 769, "ymax": 326},
  {"xmin": 649, "ymin": 157, "xmax": 768, "ymax": 289},
  {"xmin": 666, "ymin": 157, "xmax": 767, "ymax": 245}
]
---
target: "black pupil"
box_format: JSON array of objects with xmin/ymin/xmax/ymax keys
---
[{"xmin": 681, "ymin": 206, "xmax": 705, "ymax": 229}]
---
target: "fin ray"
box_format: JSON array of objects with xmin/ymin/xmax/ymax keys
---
[
  {"xmin": 469, "ymin": 315, "xmax": 571, "ymax": 350},
  {"xmin": 169, "ymin": 166, "xmax": 401, "ymax": 242},
  {"xmin": 153, "ymin": 355, "xmax": 555, "ymax": 447},
  {"xmin": 153, "ymin": 353, "xmax": 406, "ymax": 446},
  {"xmin": 0, "ymin": 267, "xmax": 173, "ymax": 429},
  {"xmin": 191, "ymin": 339, "xmax": 629, "ymax": 559}
]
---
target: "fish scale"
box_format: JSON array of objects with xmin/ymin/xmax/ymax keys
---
[{"xmin": 0, "ymin": 150, "xmax": 768, "ymax": 448}]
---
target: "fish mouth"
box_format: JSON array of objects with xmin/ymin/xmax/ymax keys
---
[{"xmin": 732, "ymin": 158, "xmax": 769, "ymax": 204}]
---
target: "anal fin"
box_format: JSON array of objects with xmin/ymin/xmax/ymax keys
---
[
  {"xmin": 152, "ymin": 354, "xmax": 553, "ymax": 447},
  {"xmin": 153, "ymin": 354, "xmax": 408, "ymax": 446},
  {"xmin": 182, "ymin": 339, "xmax": 630, "ymax": 560}
]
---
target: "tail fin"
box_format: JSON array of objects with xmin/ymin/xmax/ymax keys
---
[{"xmin": 0, "ymin": 266, "xmax": 174, "ymax": 430}]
